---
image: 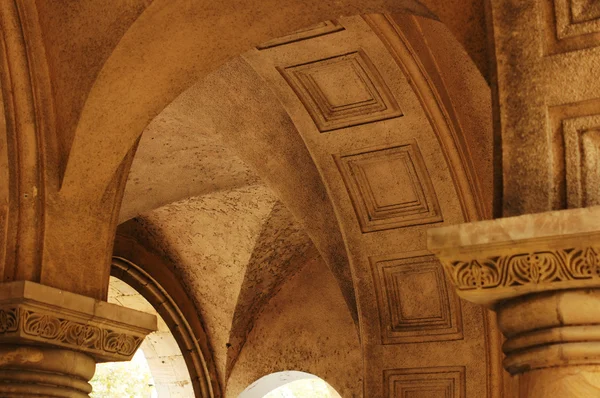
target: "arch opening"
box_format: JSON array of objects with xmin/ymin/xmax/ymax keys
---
[
  {"xmin": 239, "ymin": 371, "xmax": 342, "ymax": 398},
  {"xmin": 90, "ymin": 349, "xmax": 157, "ymax": 398},
  {"xmin": 90, "ymin": 274, "xmax": 195, "ymax": 397}
]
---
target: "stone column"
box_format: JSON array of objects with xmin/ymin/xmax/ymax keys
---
[
  {"xmin": 0, "ymin": 281, "xmax": 156, "ymax": 397},
  {"xmin": 428, "ymin": 206, "xmax": 600, "ymax": 397},
  {"xmin": 0, "ymin": 3, "xmax": 157, "ymax": 396}
]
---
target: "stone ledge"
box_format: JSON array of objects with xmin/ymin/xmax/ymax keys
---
[
  {"xmin": 0, "ymin": 281, "xmax": 157, "ymax": 362},
  {"xmin": 428, "ymin": 205, "xmax": 600, "ymax": 251}
]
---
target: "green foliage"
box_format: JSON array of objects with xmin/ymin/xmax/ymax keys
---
[{"xmin": 90, "ymin": 354, "xmax": 156, "ymax": 398}]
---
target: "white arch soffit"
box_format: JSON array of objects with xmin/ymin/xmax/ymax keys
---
[
  {"xmin": 107, "ymin": 276, "xmax": 194, "ymax": 397},
  {"xmin": 239, "ymin": 371, "xmax": 329, "ymax": 398}
]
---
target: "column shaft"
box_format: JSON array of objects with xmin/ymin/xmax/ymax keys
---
[{"xmin": 0, "ymin": 345, "xmax": 96, "ymax": 398}]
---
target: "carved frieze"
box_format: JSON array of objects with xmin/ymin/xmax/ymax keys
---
[
  {"xmin": 428, "ymin": 206, "xmax": 600, "ymax": 306},
  {"xmin": 443, "ymin": 246, "xmax": 600, "ymax": 291},
  {"xmin": 0, "ymin": 306, "xmax": 144, "ymax": 360},
  {"xmin": 0, "ymin": 281, "xmax": 155, "ymax": 362}
]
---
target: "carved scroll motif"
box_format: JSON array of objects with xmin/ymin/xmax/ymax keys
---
[
  {"xmin": 103, "ymin": 330, "xmax": 142, "ymax": 356},
  {"xmin": 0, "ymin": 308, "xmax": 143, "ymax": 357},
  {"xmin": 0, "ymin": 308, "xmax": 19, "ymax": 333},
  {"xmin": 22, "ymin": 309, "xmax": 103, "ymax": 350},
  {"xmin": 22, "ymin": 311, "xmax": 62, "ymax": 339},
  {"xmin": 444, "ymin": 247, "xmax": 600, "ymax": 290},
  {"xmin": 63, "ymin": 323, "xmax": 102, "ymax": 350}
]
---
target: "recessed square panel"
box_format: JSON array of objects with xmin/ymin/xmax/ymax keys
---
[
  {"xmin": 391, "ymin": 269, "xmax": 443, "ymax": 321},
  {"xmin": 280, "ymin": 50, "xmax": 402, "ymax": 132},
  {"xmin": 565, "ymin": 122, "xmax": 600, "ymax": 207},
  {"xmin": 335, "ymin": 142, "xmax": 442, "ymax": 233},
  {"xmin": 543, "ymin": 0, "xmax": 600, "ymax": 54},
  {"xmin": 385, "ymin": 367, "xmax": 465, "ymax": 398},
  {"xmin": 371, "ymin": 254, "xmax": 462, "ymax": 345},
  {"xmin": 570, "ymin": 0, "xmax": 600, "ymax": 23},
  {"xmin": 550, "ymin": 99, "xmax": 600, "ymax": 207},
  {"xmin": 360, "ymin": 156, "xmax": 420, "ymax": 209},
  {"xmin": 310, "ymin": 62, "xmax": 374, "ymax": 106}
]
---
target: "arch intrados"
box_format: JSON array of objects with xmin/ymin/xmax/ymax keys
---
[
  {"xmin": 115, "ymin": 13, "xmax": 493, "ymax": 341},
  {"xmin": 112, "ymin": 234, "xmax": 222, "ymax": 397},
  {"xmin": 61, "ymin": 0, "xmax": 485, "ymax": 200},
  {"xmin": 103, "ymin": 276, "xmax": 191, "ymax": 397}
]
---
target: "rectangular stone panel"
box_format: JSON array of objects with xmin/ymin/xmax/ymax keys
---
[
  {"xmin": 257, "ymin": 20, "xmax": 344, "ymax": 49},
  {"xmin": 335, "ymin": 142, "xmax": 442, "ymax": 233},
  {"xmin": 371, "ymin": 253, "xmax": 462, "ymax": 345},
  {"xmin": 384, "ymin": 366, "xmax": 465, "ymax": 398},
  {"xmin": 279, "ymin": 50, "xmax": 402, "ymax": 132},
  {"xmin": 570, "ymin": 0, "xmax": 600, "ymax": 23}
]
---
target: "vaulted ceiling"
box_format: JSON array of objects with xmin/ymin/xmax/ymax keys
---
[{"xmin": 112, "ymin": 13, "xmax": 496, "ymax": 396}]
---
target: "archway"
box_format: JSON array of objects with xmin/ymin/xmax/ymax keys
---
[
  {"xmin": 114, "ymin": 12, "xmax": 497, "ymax": 397},
  {"xmin": 239, "ymin": 371, "xmax": 342, "ymax": 398},
  {"xmin": 90, "ymin": 271, "xmax": 196, "ymax": 397}
]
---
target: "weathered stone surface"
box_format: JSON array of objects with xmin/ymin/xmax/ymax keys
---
[
  {"xmin": 6, "ymin": 0, "xmax": 600, "ymax": 396},
  {"xmin": 0, "ymin": 345, "xmax": 97, "ymax": 398}
]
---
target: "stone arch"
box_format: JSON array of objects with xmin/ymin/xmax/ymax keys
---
[
  {"xmin": 46, "ymin": 0, "xmax": 487, "ymax": 202},
  {"xmin": 1, "ymin": 0, "xmax": 491, "ymax": 303},
  {"xmin": 59, "ymin": 2, "xmax": 428, "ymax": 200},
  {"xmin": 113, "ymin": 13, "xmax": 498, "ymax": 396},
  {"xmin": 103, "ymin": 275, "xmax": 192, "ymax": 396},
  {"xmin": 112, "ymin": 234, "xmax": 222, "ymax": 397}
]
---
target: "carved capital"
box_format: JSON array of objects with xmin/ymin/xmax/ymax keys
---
[
  {"xmin": 0, "ymin": 281, "xmax": 156, "ymax": 362},
  {"xmin": 429, "ymin": 207, "xmax": 600, "ymax": 376},
  {"xmin": 428, "ymin": 206, "xmax": 600, "ymax": 306}
]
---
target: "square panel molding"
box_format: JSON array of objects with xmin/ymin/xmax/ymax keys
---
[
  {"xmin": 543, "ymin": 0, "xmax": 600, "ymax": 54},
  {"xmin": 562, "ymin": 115, "xmax": 600, "ymax": 207},
  {"xmin": 279, "ymin": 50, "xmax": 402, "ymax": 132},
  {"xmin": 371, "ymin": 253, "xmax": 462, "ymax": 345},
  {"xmin": 550, "ymin": 98, "xmax": 600, "ymax": 207},
  {"xmin": 335, "ymin": 142, "xmax": 442, "ymax": 233},
  {"xmin": 384, "ymin": 366, "xmax": 466, "ymax": 398}
]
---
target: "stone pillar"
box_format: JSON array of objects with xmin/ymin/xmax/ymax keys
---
[
  {"xmin": 0, "ymin": 281, "xmax": 156, "ymax": 397},
  {"xmin": 428, "ymin": 206, "xmax": 600, "ymax": 397},
  {"xmin": 0, "ymin": 3, "xmax": 158, "ymax": 395}
]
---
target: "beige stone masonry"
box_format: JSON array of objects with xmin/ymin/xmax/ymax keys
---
[
  {"xmin": 428, "ymin": 206, "xmax": 600, "ymax": 306},
  {"xmin": 0, "ymin": 280, "xmax": 157, "ymax": 362},
  {"xmin": 429, "ymin": 207, "xmax": 600, "ymax": 396}
]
